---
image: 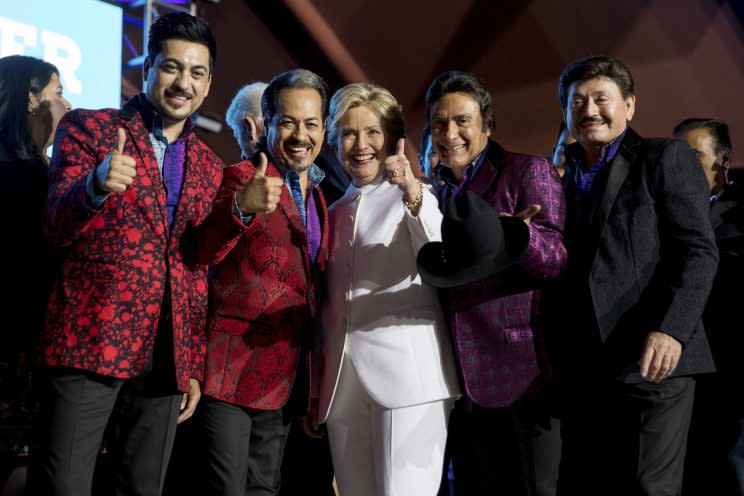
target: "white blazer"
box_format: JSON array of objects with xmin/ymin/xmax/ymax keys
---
[{"xmin": 317, "ymin": 178, "xmax": 460, "ymax": 422}]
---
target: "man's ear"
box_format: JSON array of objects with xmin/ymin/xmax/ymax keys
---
[
  {"xmin": 625, "ymin": 94, "xmax": 636, "ymax": 122},
  {"xmin": 244, "ymin": 115, "xmax": 261, "ymax": 141},
  {"xmin": 720, "ymin": 148, "xmax": 733, "ymax": 169}
]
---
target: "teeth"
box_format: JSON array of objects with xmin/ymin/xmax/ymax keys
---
[
  {"xmin": 288, "ymin": 146, "xmax": 307, "ymax": 152},
  {"xmin": 353, "ymin": 154, "xmax": 374, "ymax": 161},
  {"xmin": 444, "ymin": 144, "xmax": 465, "ymax": 152}
]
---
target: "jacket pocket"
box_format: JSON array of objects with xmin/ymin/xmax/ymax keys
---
[
  {"xmin": 208, "ymin": 315, "xmax": 271, "ymax": 336},
  {"xmin": 57, "ymin": 260, "xmax": 120, "ymax": 332}
]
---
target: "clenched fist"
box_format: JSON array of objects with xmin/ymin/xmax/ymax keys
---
[
  {"xmin": 236, "ymin": 152, "xmax": 284, "ymax": 214},
  {"xmin": 97, "ymin": 128, "xmax": 137, "ymax": 193}
]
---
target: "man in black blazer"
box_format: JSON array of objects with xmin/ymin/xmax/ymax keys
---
[
  {"xmin": 551, "ymin": 56, "xmax": 719, "ymax": 495},
  {"xmin": 674, "ymin": 118, "xmax": 744, "ymax": 495}
]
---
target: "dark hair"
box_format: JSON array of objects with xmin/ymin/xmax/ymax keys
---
[
  {"xmin": 419, "ymin": 125, "xmax": 432, "ymax": 160},
  {"xmin": 0, "ymin": 55, "xmax": 59, "ymax": 163},
  {"xmin": 557, "ymin": 120, "xmax": 567, "ymax": 138},
  {"xmin": 558, "ymin": 55, "xmax": 634, "ymax": 110},
  {"xmin": 673, "ymin": 118, "xmax": 732, "ymax": 153},
  {"xmin": 424, "ymin": 71, "xmax": 494, "ymax": 132},
  {"xmin": 147, "ymin": 12, "xmax": 217, "ymax": 73},
  {"xmin": 262, "ymin": 69, "xmax": 329, "ymax": 124}
]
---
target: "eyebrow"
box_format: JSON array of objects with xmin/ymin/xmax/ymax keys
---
[
  {"xmin": 279, "ymin": 115, "xmax": 321, "ymax": 123},
  {"xmin": 160, "ymin": 57, "xmax": 208, "ymax": 72},
  {"xmin": 432, "ymin": 112, "xmax": 472, "ymax": 119}
]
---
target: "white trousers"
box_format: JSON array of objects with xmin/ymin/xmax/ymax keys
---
[{"xmin": 326, "ymin": 355, "xmax": 454, "ymax": 496}]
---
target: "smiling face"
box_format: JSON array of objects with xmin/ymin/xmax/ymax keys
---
[
  {"xmin": 28, "ymin": 72, "xmax": 72, "ymax": 150},
  {"xmin": 565, "ymin": 77, "xmax": 635, "ymax": 154},
  {"xmin": 144, "ymin": 38, "xmax": 211, "ymax": 128},
  {"xmin": 429, "ymin": 92, "xmax": 490, "ymax": 179},
  {"xmin": 266, "ymin": 87, "xmax": 325, "ymax": 173},
  {"xmin": 680, "ymin": 127, "xmax": 730, "ymax": 195},
  {"xmin": 336, "ymin": 104, "xmax": 388, "ymax": 186}
]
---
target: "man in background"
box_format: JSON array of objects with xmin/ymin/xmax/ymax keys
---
[
  {"xmin": 226, "ymin": 81, "xmax": 268, "ymax": 160},
  {"xmin": 674, "ymin": 118, "xmax": 744, "ymax": 495}
]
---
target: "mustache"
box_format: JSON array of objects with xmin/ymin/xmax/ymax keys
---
[
  {"xmin": 165, "ymin": 89, "xmax": 193, "ymax": 99},
  {"xmin": 285, "ymin": 139, "xmax": 312, "ymax": 149},
  {"xmin": 580, "ymin": 116, "xmax": 605, "ymax": 126}
]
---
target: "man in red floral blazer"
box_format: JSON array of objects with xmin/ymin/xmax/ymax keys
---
[
  {"xmin": 196, "ymin": 69, "xmax": 329, "ymax": 496},
  {"xmin": 30, "ymin": 13, "xmax": 222, "ymax": 496}
]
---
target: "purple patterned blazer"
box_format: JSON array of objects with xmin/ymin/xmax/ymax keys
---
[{"xmin": 439, "ymin": 141, "xmax": 567, "ymax": 408}]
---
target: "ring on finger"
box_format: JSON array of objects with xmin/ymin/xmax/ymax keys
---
[{"xmin": 391, "ymin": 169, "xmax": 399, "ymax": 178}]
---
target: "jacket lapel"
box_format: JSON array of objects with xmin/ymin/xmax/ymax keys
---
[
  {"xmin": 469, "ymin": 140, "xmax": 504, "ymax": 199},
  {"xmin": 593, "ymin": 128, "xmax": 639, "ymax": 238},
  {"xmin": 271, "ymin": 162, "xmax": 311, "ymax": 276},
  {"xmin": 119, "ymin": 99, "xmax": 168, "ymax": 234}
]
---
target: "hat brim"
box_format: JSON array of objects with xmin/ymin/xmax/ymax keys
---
[{"xmin": 416, "ymin": 216, "xmax": 529, "ymax": 289}]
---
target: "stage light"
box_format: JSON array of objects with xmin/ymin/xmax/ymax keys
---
[{"xmin": 193, "ymin": 113, "xmax": 223, "ymax": 134}]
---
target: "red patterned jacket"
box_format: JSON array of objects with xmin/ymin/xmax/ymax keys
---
[
  {"xmin": 43, "ymin": 96, "xmax": 223, "ymax": 392},
  {"xmin": 198, "ymin": 159, "xmax": 329, "ymax": 411}
]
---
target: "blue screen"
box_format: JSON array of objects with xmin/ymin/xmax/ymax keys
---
[{"xmin": 0, "ymin": 0, "xmax": 123, "ymax": 110}]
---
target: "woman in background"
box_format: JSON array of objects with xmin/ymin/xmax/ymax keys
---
[{"xmin": 0, "ymin": 54, "xmax": 71, "ymax": 486}]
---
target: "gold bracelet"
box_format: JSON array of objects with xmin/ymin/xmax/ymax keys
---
[{"xmin": 403, "ymin": 181, "xmax": 424, "ymax": 210}]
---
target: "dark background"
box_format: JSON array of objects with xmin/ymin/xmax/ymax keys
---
[{"xmin": 119, "ymin": 0, "xmax": 744, "ymax": 167}]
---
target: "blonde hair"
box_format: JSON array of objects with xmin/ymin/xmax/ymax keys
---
[{"xmin": 326, "ymin": 83, "xmax": 405, "ymax": 151}]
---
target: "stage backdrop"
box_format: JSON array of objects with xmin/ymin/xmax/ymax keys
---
[{"xmin": 0, "ymin": 0, "xmax": 122, "ymax": 110}]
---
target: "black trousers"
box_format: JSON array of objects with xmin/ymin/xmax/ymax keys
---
[
  {"xmin": 558, "ymin": 376, "xmax": 695, "ymax": 496},
  {"xmin": 27, "ymin": 367, "xmax": 181, "ymax": 496},
  {"xmin": 201, "ymin": 397, "xmax": 292, "ymax": 496},
  {"xmin": 447, "ymin": 395, "xmax": 562, "ymax": 496},
  {"xmin": 28, "ymin": 306, "xmax": 182, "ymax": 496}
]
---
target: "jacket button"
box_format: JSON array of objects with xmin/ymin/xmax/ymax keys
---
[
  {"xmin": 349, "ymin": 214, "xmax": 354, "ymax": 223},
  {"xmin": 347, "ymin": 239, "xmax": 353, "ymax": 248}
]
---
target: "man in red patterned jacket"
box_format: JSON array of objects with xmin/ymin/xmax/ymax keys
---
[
  {"xmin": 196, "ymin": 69, "xmax": 330, "ymax": 496},
  {"xmin": 30, "ymin": 13, "xmax": 222, "ymax": 496}
]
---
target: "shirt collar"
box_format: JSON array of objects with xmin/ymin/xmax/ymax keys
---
[
  {"xmin": 270, "ymin": 153, "xmax": 326, "ymax": 187},
  {"xmin": 435, "ymin": 143, "xmax": 489, "ymax": 187},
  {"xmin": 570, "ymin": 128, "xmax": 627, "ymax": 170},
  {"xmin": 135, "ymin": 94, "xmax": 195, "ymax": 144},
  {"xmin": 711, "ymin": 181, "xmax": 733, "ymax": 204}
]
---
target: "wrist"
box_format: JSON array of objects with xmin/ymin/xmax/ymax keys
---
[
  {"xmin": 235, "ymin": 190, "xmax": 253, "ymax": 214},
  {"xmin": 403, "ymin": 181, "xmax": 420, "ymax": 202},
  {"xmin": 403, "ymin": 180, "xmax": 424, "ymax": 211}
]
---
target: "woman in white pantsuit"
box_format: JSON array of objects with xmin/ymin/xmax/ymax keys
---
[{"xmin": 310, "ymin": 83, "xmax": 460, "ymax": 496}]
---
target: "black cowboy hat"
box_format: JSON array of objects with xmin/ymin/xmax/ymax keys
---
[{"xmin": 416, "ymin": 191, "xmax": 529, "ymax": 288}]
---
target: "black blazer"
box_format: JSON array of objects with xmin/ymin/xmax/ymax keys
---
[
  {"xmin": 704, "ymin": 182, "xmax": 744, "ymax": 379},
  {"xmin": 562, "ymin": 128, "xmax": 719, "ymax": 381}
]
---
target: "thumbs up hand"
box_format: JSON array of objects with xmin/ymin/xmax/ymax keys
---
[
  {"xmin": 385, "ymin": 138, "xmax": 418, "ymax": 201},
  {"xmin": 236, "ymin": 153, "xmax": 284, "ymax": 214},
  {"xmin": 97, "ymin": 128, "xmax": 137, "ymax": 193}
]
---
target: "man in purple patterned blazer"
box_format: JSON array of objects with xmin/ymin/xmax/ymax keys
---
[{"xmin": 425, "ymin": 70, "xmax": 567, "ymax": 495}]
